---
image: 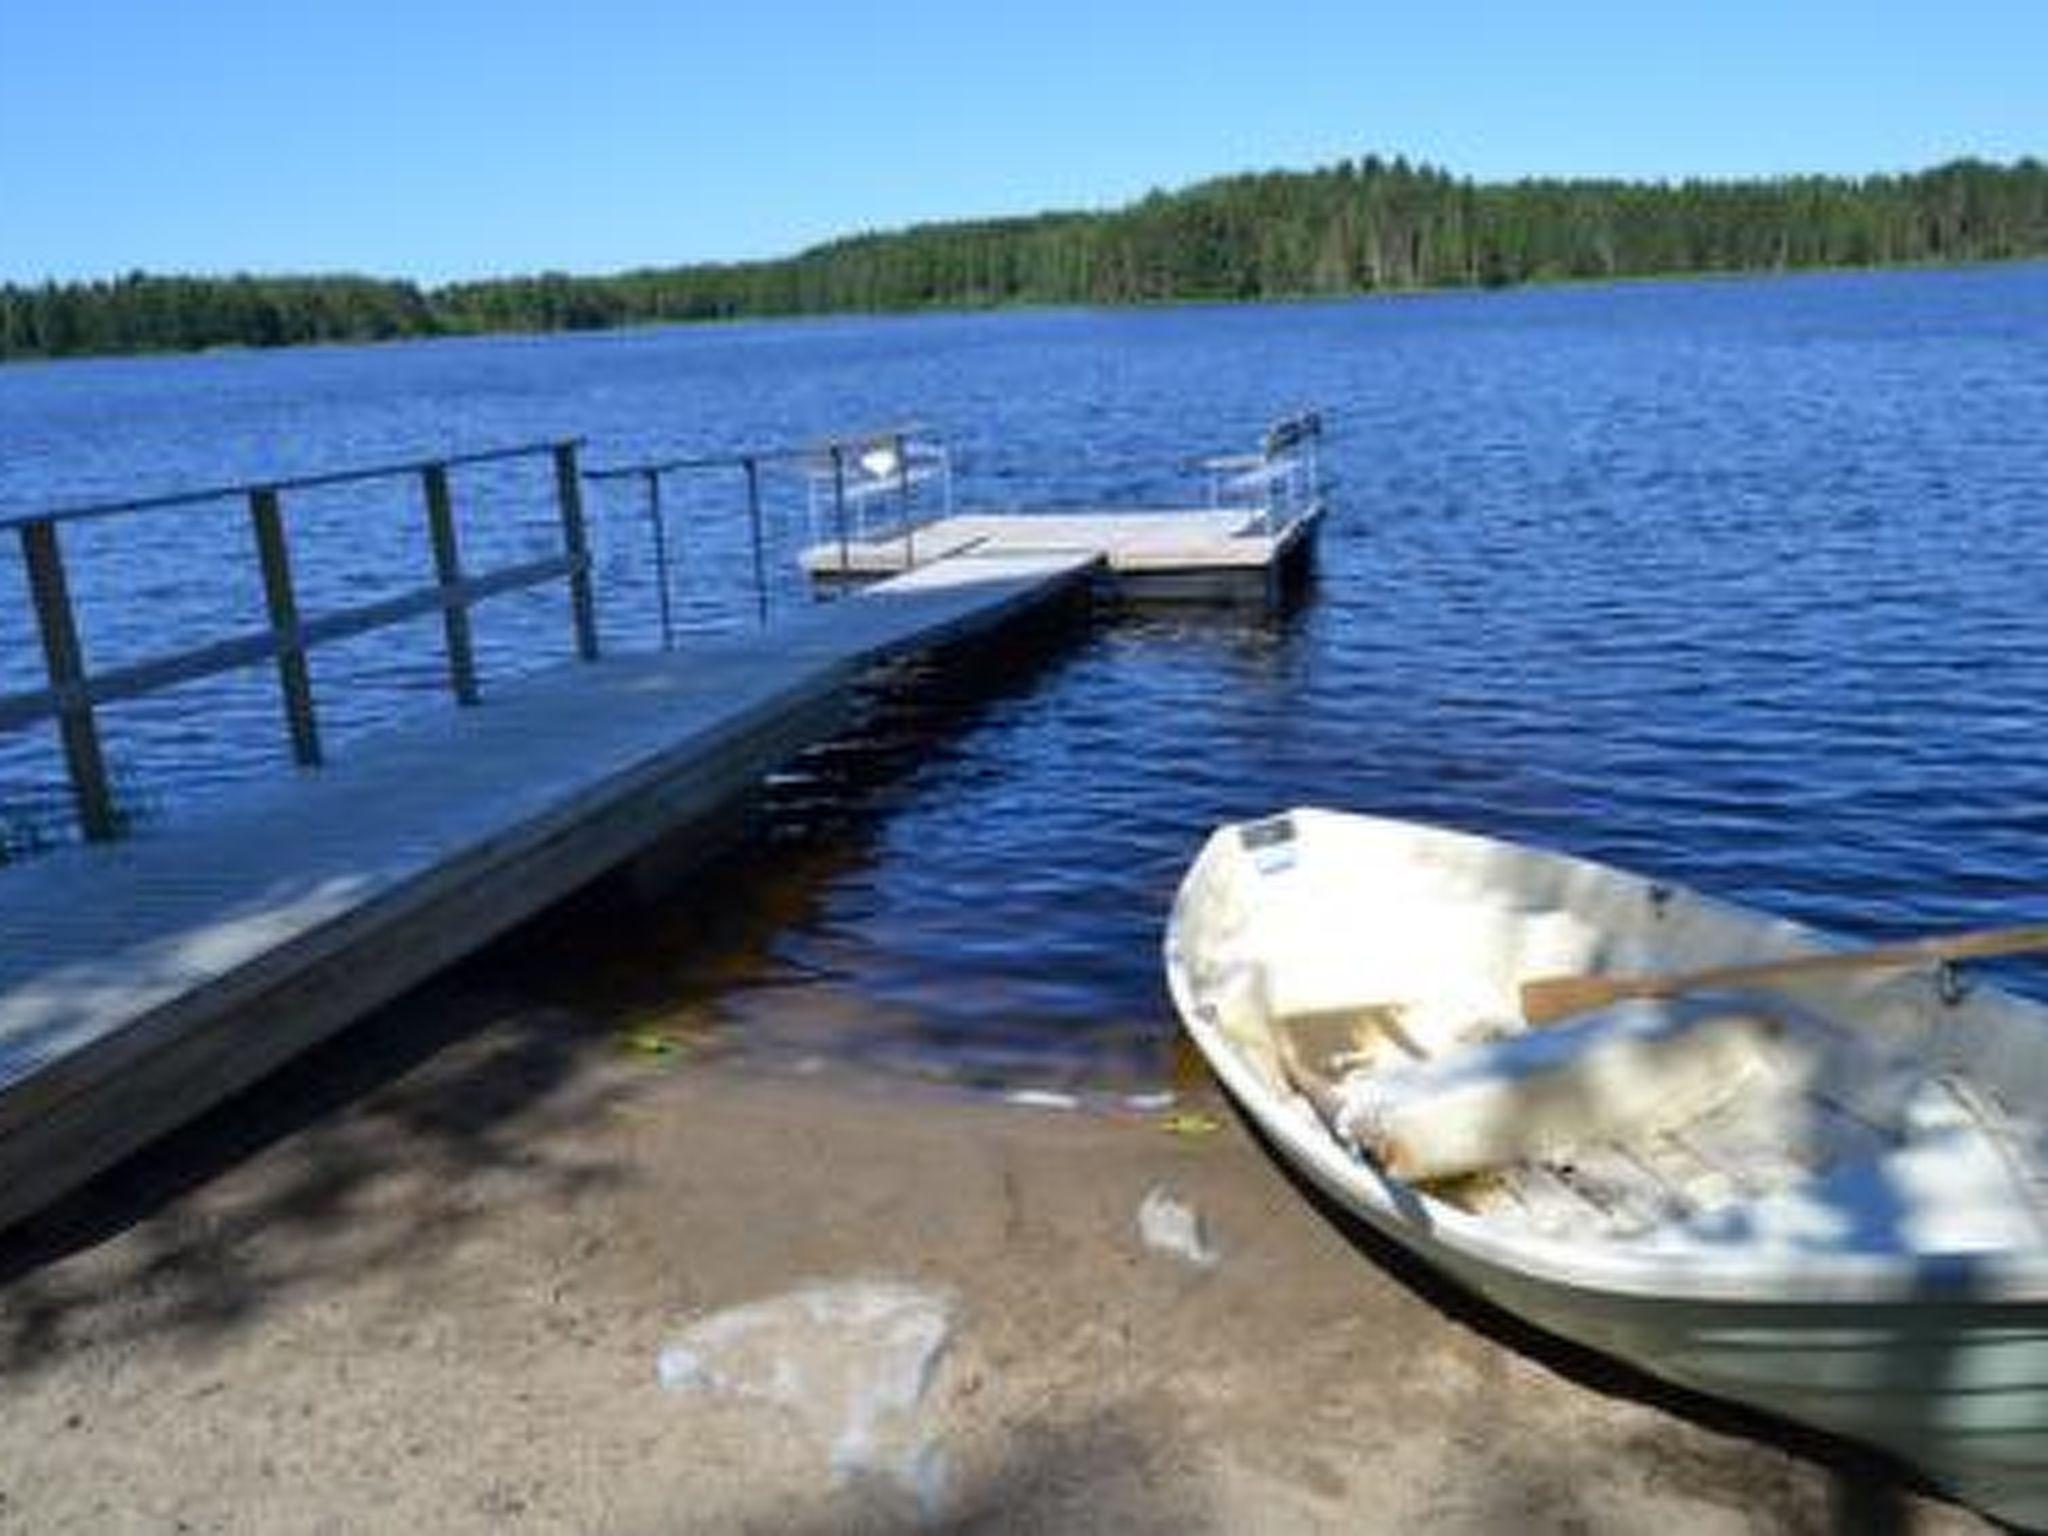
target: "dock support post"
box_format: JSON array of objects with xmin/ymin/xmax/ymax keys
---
[
  {"xmin": 20, "ymin": 519, "xmax": 117, "ymax": 841},
  {"xmin": 249, "ymin": 486, "xmax": 323, "ymax": 762},
  {"xmin": 830, "ymin": 445, "xmax": 850, "ymax": 585},
  {"xmin": 645, "ymin": 469, "xmax": 675, "ymax": 650},
  {"xmin": 421, "ymin": 463, "xmax": 480, "ymax": 704},
  {"xmin": 744, "ymin": 456, "xmax": 768, "ymax": 627},
  {"xmin": 554, "ymin": 442, "xmax": 600, "ymax": 660}
]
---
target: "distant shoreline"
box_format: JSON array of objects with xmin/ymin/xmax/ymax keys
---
[
  {"xmin": 4, "ymin": 252, "xmax": 2043, "ymax": 371},
  {"xmin": 5, "ymin": 153, "xmax": 2044, "ymax": 364}
]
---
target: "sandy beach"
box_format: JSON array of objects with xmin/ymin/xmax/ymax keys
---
[{"xmin": 0, "ymin": 966, "xmax": 1991, "ymax": 1534}]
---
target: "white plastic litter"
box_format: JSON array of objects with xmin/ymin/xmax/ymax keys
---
[
  {"xmin": 657, "ymin": 1280, "xmax": 955, "ymax": 1516},
  {"xmin": 1004, "ymin": 1088, "xmax": 1080, "ymax": 1110},
  {"xmin": 1137, "ymin": 1186, "xmax": 1219, "ymax": 1268}
]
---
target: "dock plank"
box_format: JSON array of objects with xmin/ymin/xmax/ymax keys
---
[{"xmin": 0, "ymin": 549, "xmax": 1098, "ymax": 1228}]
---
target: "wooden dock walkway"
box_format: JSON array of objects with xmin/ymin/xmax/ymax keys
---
[{"xmin": 0, "ymin": 548, "xmax": 1098, "ymax": 1230}]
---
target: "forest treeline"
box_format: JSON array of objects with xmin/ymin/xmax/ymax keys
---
[{"xmin": 6, "ymin": 155, "xmax": 2047, "ymax": 360}]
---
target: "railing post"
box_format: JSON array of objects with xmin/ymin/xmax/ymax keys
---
[
  {"xmin": 895, "ymin": 431, "xmax": 915, "ymax": 570},
  {"xmin": 645, "ymin": 469, "xmax": 675, "ymax": 650},
  {"xmin": 1262, "ymin": 446, "xmax": 1278, "ymax": 536},
  {"xmin": 421, "ymin": 463, "xmax": 479, "ymax": 704},
  {"xmin": 830, "ymin": 444, "xmax": 850, "ymax": 584},
  {"xmin": 19, "ymin": 519, "xmax": 117, "ymax": 840},
  {"xmin": 249, "ymin": 486, "xmax": 322, "ymax": 764},
  {"xmin": 744, "ymin": 456, "xmax": 768, "ymax": 628},
  {"xmin": 553, "ymin": 442, "xmax": 600, "ymax": 660}
]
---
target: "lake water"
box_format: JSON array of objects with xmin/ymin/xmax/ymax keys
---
[{"xmin": 5, "ymin": 264, "xmax": 2048, "ymax": 1093}]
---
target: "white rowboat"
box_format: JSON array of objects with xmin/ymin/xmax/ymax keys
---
[{"xmin": 1164, "ymin": 808, "xmax": 2048, "ymax": 1527}]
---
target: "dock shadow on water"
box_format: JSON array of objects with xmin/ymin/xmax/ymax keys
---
[{"xmin": 497, "ymin": 594, "xmax": 1315, "ymax": 1103}]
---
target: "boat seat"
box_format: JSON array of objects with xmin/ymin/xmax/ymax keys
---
[
  {"xmin": 1271, "ymin": 1003, "xmax": 1429, "ymax": 1079},
  {"xmin": 1255, "ymin": 901, "xmax": 1607, "ymax": 1058},
  {"xmin": 1324, "ymin": 999, "xmax": 1795, "ymax": 1184}
]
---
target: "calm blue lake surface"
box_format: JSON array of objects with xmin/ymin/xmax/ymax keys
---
[{"xmin": 4, "ymin": 265, "xmax": 2048, "ymax": 1091}]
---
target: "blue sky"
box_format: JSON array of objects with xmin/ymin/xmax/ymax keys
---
[{"xmin": 2, "ymin": 0, "xmax": 2043, "ymax": 284}]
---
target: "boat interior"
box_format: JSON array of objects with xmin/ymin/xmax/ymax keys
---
[{"xmin": 1174, "ymin": 811, "xmax": 2048, "ymax": 1259}]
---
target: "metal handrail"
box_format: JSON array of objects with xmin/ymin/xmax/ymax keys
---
[
  {"xmin": 3, "ymin": 438, "xmax": 580, "ymax": 533},
  {"xmin": 582, "ymin": 423, "xmax": 925, "ymax": 484},
  {"xmin": 1191, "ymin": 411, "xmax": 1326, "ymax": 534},
  {"xmin": 0, "ymin": 554, "xmax": 577, "ymax": 735},
  {"xmin": 585, "ymin": 453, "xmax": 776, "ymax": 639},
  {"xmin": 584, "ymin": 424, "xmax": 943, "ymax": 638},
  {"xmin": 6, "ymin": 439, "xmax": 598, "ymax": 843}
]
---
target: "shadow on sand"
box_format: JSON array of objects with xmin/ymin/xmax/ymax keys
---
[
  {"xmin": 0, "ymin": 598, "xmax": 1117, "ymax": 1376},
  {"xmin": 1224, "ymin": 1092, "xmax": 1971, "ymax": 1534}
]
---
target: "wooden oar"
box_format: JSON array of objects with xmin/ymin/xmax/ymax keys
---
[{"xmin": 1519, "ymin": 921, "xmax": 2048, "ymax": 1028}]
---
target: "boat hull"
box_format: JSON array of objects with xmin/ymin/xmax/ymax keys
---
[
  {"xmin": 1167, "ymin": 808, "xmax": 2048, "ymax": 1528},
  {"xmin": 1261, "ymin": 1104, "xmax": 2048, "ymax": 1526}
]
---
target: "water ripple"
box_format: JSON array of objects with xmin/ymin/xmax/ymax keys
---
[{"xmin": 6, "ymin": 265, "xmax": 2048, "ymax": 1083}]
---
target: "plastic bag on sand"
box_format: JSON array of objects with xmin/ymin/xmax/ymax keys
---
[
  {"xmin": 1138, "ymin": 1186, "xmax": 1219, "ymax": 1268},
  {"xmin": 657, "ymin": 1280, "xmax": 954, "ymax": 1517}
]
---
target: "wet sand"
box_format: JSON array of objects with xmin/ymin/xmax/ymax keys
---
[{"xmin": 0, "ymin": 974, "xmax": 1991, "ymax": 1534}]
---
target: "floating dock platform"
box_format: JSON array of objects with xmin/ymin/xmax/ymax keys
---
[
  {"xmin": 795, "ymin": 411, "xmax": 1326, "ymax": 605},
  {"xmin": 799, "ymin": 505, "xmax": 1323, "ymax": 605}
]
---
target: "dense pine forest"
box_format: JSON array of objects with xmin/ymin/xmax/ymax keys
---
[{"xmin": 5, "ymin": 155, "xmax": 2046, "ymax": 360}]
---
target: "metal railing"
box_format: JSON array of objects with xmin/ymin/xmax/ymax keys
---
[
  {"xmin": 801, "ymin": 431, "xmax": 952, "ymax": 574},
  {"xmin": 586, "ymin": 424, "xmax": 945, "ymax": 645},
  {"xmin": 1197, "ymin": 410, "xmax": 1325, "ymax": 534},
  {"xmin": 1, "ymin": 439, "xmax": 596, "ymax": 842}
]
